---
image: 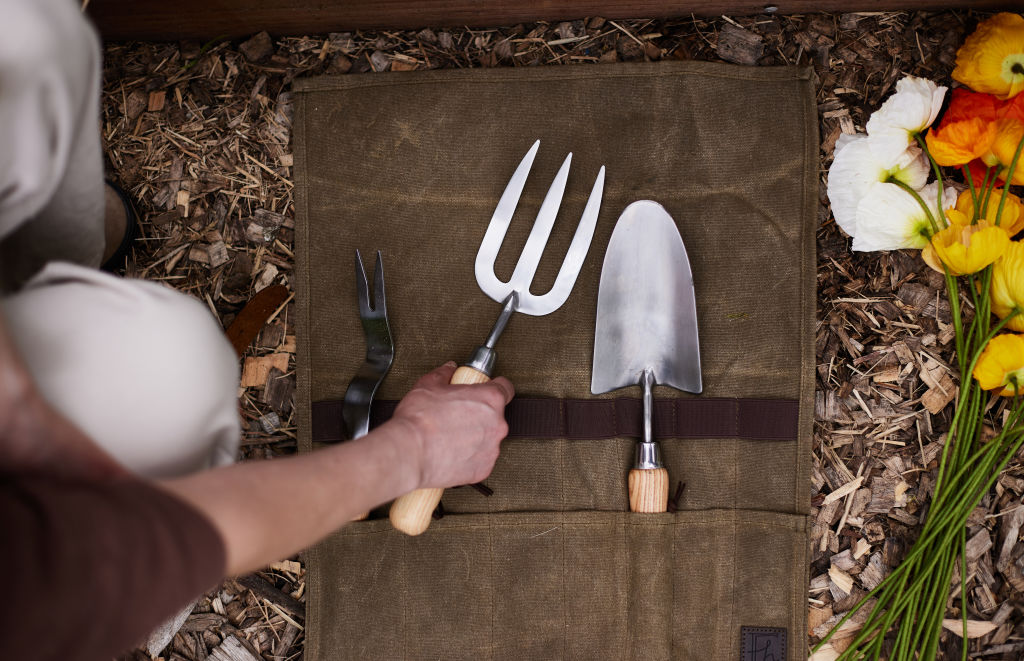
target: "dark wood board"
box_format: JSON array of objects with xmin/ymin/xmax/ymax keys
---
[{"xmin": 88, "ymin": 0, "xmax": 1013, "ymax": 40}]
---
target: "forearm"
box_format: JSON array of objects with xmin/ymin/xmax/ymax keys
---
[{"xmin": 157, "ymin": 418, "xmax": 423, "ymax": 576}]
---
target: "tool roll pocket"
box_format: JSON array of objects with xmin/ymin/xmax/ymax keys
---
[{"xmin": 310, "ymin": 509, "xmax": 806, "ymax": 661}]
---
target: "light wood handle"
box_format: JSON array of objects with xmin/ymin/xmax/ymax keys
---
[
  {"xmin": 389, "ymin": 365, "xmax": 491, "ymax": 535},
  {"xmin": 628, "ymin": 467, "xmax": 669, "ymax": 513},
  {"xmin": 352, "ymin": 511, "xmax": 369, "ymax": 521}
]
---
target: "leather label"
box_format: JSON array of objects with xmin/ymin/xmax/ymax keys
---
[{"xmin": 740, "ymin": 626, "xmax": 787, "ymax": 661}]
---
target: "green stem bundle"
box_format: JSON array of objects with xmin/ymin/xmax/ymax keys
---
[{"xmin": 814, "ymin": 133, "xmax": 1024, "ymax": 659}]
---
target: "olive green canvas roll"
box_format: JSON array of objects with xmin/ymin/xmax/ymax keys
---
[{"xmin": 294, "ymin": 61, "xmax": 817, "ymax": 661}]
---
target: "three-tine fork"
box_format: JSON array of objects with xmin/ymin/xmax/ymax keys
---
[{"xmin": 389, "ymin": 140, "xmax": 606, "ymax": 535}]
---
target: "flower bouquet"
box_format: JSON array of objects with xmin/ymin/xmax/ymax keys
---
[{"xmin": 815, "ymin": 13, "xmax": 1024, "ymax": 660}]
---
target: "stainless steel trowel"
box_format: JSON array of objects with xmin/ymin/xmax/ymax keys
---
[{"xmin": 591, "ymin": 200, "xmax": 702, "ymax": 512}]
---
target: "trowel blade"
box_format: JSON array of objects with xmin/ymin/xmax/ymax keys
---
[{"xmin": 591, "ymin": 200, "xmax": 702, "ymax": 395}]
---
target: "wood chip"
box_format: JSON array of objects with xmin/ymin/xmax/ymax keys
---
[
  {"xmin": 209, "ymin": 635, "xmax": 262, "ymax": 661},
  {"xmin": 240, "ymin": 31, "xmax": 274, "ymax": 62},
  {"xmin": 829, "ymin": 564, "xmax": 854, "ymax": 597},
  {"xmin": 715, "ymin": 24, "xmax": 764, "ymax": 65},
  {"xmin": 996, "ymin": 503, "xmax": 1024, "ymax": 572},
  {"xmin": 966, "ymin": 528, "xmax": 994, "ymax": 564},
  {"xmin": 147, "ymin": 90, "xmax": 166, "ymax": 112},
  {"xmin": 941, "ymin": 618, "xmax": 998, "ymax": 639},
  {"xmin": 859, "ymin": 553, "xmax": 886, "ymax": 591},
  {"xmin": 240, "ymin": 353, "xmax": 290, "ymax": 388},
  {"xmin": 261, "ymin": 366, "xmax": 295, "ymax": 414},
  {"xmin": 823, "ymin": 475, "xmax": 864, "ymax": 505},
  {"xmin": 808, "ymin": 605, "xmax": 834, "ymax": 633}
]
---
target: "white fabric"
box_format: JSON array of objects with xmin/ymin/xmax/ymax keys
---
[
  {"xmin": 2, "ymin": 262, "xmax": 241, "ymax": 477},
  {"xmin": 0, "ymin": 0, "xmax": 105, "ymax": 288},
  {"xmin": 0, "ymin": 0, "xmax": 241, "ymax": 478},
  {"xmin": 0, "ymin": 5, "xmax": 243, "ymax": 653}
]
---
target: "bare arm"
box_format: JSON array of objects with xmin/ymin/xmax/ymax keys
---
[{"xmin": 158, "ymin": 362, "xmax": 514, "ymax": 576}]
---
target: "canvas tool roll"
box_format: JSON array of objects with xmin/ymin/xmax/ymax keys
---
[{"xmin": 294, "ymin": 61, "xmax": 817, "ymax": 661}]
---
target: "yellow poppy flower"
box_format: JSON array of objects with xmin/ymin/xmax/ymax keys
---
[
  {"xmin": 954, "ymin": 187, "xmax": 1024, "ymax": 236},
  {"xmin": 973, "ymin": 333, "xmax": 1024, "ymax": 395},
  {"xmin": 922, "ymin": 210, "xmax": 1010, "ymax": 275},
  {"xmin": 953, "ymin": 13, "xmax": 1024, "ymax": 100},
  {"xmin": 991, "ymin": 240, "xmax": 1024, "ymax": 331},
  {"xmin": 990, "ymin": 118, "xmax": 1024, "ymax": 184}
]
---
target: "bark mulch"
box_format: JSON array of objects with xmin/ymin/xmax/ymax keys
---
[{"xmin": 100, "ymin": 10, "xmax": 1022, "ymax": 661}]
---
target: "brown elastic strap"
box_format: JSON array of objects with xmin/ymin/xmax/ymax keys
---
[{"xmin": 311, "ymin": 397, "xmax": 798, "ymax": 443}]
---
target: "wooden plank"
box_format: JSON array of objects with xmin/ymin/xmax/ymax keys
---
[{"xmin": 87, "ymin": 0, "xmax": 1014, "ymax": 41}]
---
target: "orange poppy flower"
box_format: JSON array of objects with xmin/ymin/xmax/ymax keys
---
[
  {"xmin": 1001, "ymin": 92, "xmax": 1024, "ymax": 121},
  {"xmin": 926, "ymin": 118, "xmax": 998, "ymax": 166},
  {"xmin": 945, "ymin": 87, "xmax": 1002, "ymax": 123}
]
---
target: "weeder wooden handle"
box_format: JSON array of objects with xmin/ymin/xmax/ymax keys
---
[
  {"xmin": 628, "ymin": 467, "xmax": 669, "ymax": 513},
  {"xmin": 389, "ymin": 365, "xmax": 491, "ymax": 535}
]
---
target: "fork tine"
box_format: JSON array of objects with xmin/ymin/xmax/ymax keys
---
[
  {"xmin": 523, "ymin": 165, "xmax": 606, "ymax": 316},
  {"xmin": 372, "ymin": 249, "xmax": 387, "ymax": 316},
  {"xmin": 506, "ymin": 152, "xmax": 572, "ymax": 291},
  {"xmin": 353, "ymin": 249, "xmax": 372, "ymax": 317},
  {"xmin": 474, "ymin": 140, "xmax": 540, "ymax": 296}
]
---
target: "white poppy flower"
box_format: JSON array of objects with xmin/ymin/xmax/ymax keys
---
[
  {"xmin": 866, "ymin": 76, "xmax": 947, "ymax": 164},
  {"xmin": 827, "ymin": 133, "xmax": 930, "ymax": 238},
  {"xmin": 852, "ymin": 181, "xmax": 943, "ymax": 252}
]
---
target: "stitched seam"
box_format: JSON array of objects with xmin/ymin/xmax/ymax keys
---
[
  {"xmin": 295, "ymin": 92, "xmax": 322, "ymax": 661},
  {"xmin": 797, "ymin": 69, "xmax": 812, "ymax": 516},
  {"xmin": 336, "ymin": 515, "xmax": 807, "ymax": 534},
  {"xmin": 292, "ymin": 64, "xmax": 807, "ymax": 94}
]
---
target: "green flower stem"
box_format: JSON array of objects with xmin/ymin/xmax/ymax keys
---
[
  {"xmin": 914, "ymin": 544, "xmax": 952, "ymax": 655},
  {"xmin": 995, "ymin": 132, "xmax": 1024, "ymax": 223},
  {"xmin": 949, "ymin": 269, "xmax": 967, "ymax": 370},
  {"xmin": 817, "ymin": 277, "xmax": 1024, "ymax": 658},
  {"xmin": 826, "ymin": 411, "xmax": 1024, "ymax": 658},
  {"xmin": 916, "ymin": 133, "xmax": 945, "ymax": 215},
  {"xmin": 962, "ymin": 165, "xmax": 980, "ymax": 219},
  {"xmin": 961, "ymin": 526, "xmax": 969, "ymax": 661},
  {"xmin": 981, "ymin": 167, "xmax": 995, "ymax": 216},
  {"xmin": 934, "ymin": 311, "xmax": 1018, "ymax": 501},
  {"xmin": 923, "ymin": 546, "xmax": 960, "ymax": 658},
  {"xmin": 891, "ymin": 582, "xmax": 921, "ymax": 658}
]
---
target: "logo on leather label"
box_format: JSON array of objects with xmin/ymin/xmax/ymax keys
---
[{"xmin": 740, "ymin": 626, "xmax": 787, "ymax": 661}]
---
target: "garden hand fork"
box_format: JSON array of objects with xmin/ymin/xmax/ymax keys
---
[{"xmin": 389, "ymin": 139, "xmax": 606, "ymax": 535}]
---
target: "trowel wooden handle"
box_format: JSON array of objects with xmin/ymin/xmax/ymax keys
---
[
  {"xmin": 389, "ymin": 365, "xmax": 491, "ymax": 536},
  {"xmin": 628, "ymin": 467, "xmax": 669, "ymax": 513}
]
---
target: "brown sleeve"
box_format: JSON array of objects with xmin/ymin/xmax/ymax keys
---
[{"xmin": 0, "ymin": 472, "xmax": 226, "ymax": 660}]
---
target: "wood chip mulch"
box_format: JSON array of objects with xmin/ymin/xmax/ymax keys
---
[{"xmin": 100, "ymin": 10, "xmax": 1022, "ymax": 660}]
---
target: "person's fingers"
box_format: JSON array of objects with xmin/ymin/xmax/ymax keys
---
[
  {"xmin": 488, "ymin": 376, "xmax": 515, "ymax": 405},
  {"xmin": 414, "ymin": 361, "xmax": 458, "ymax": 389}
]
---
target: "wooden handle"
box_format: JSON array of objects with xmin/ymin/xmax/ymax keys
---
[
  {"xmin": 389, "ymin": 365, "xmax": 491, "ymax": 535},
  {"xmin": 628, "ymin": 467, "xmax": 669, "ymax": 513},
  {"xmin": 448, "ymin": 365, "xmax": 492, "ymax": 385},
  {"xmin": 352, "ymin": 511, "xmax": 369, "ymax": 521}
]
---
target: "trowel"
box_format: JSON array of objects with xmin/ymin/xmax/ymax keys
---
[{"xmin": 591, "ymin": 200, "xmax": 702, "ymax": 513}]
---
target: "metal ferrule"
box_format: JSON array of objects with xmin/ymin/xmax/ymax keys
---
[
  {"xmin": 634, "ymin": 441, "xmax": 663, "ymax": 470},
  {"xmin": 464, "ymin": 292, "xmax": 519, "ymax": 377},
  {"xmin": 465, "ymin": 345, "xmax": 497, "ymax": 376}
]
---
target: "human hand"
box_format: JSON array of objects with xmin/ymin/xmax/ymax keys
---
[{"xmin": 390, "ymin": 362, "xmax": 514, "ymax": 489}]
